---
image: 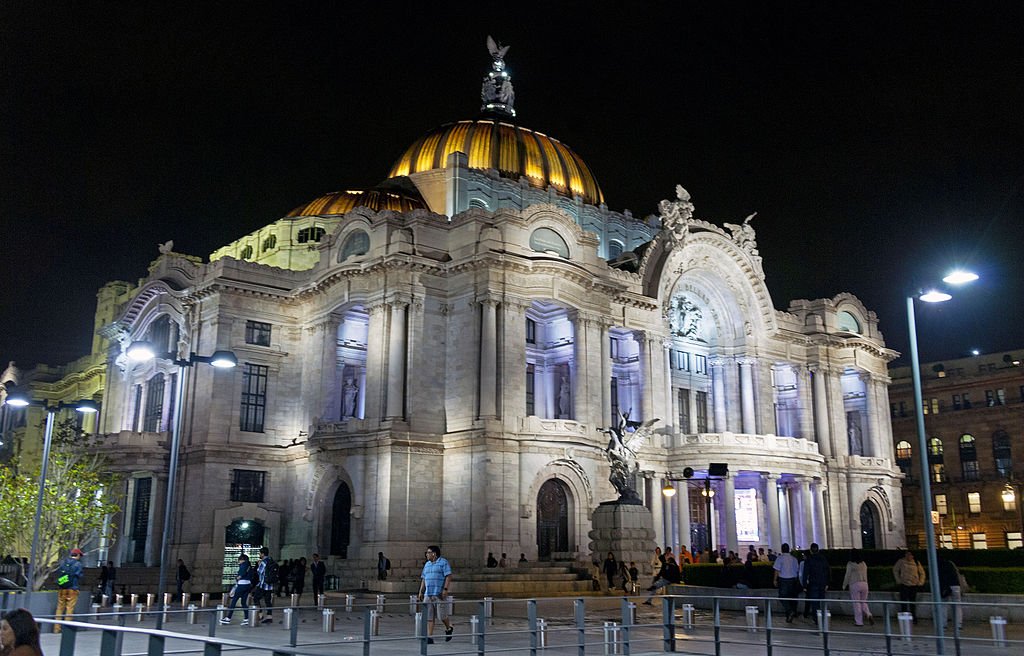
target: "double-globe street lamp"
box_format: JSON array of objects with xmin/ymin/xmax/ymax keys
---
[
  {"xmin": 1, "ymin": 387, "xmax": 98, "ymax": 603},
  {"xmin": 906, "ymin": 268, "xmax": 978, "ymax": 654},
  {"xmin": 125, "ymin": 341, "xmax": 236, "ymax": 629},
  {"xmin": 663, "ymin": 464, "xmax": 728, "ymax": 562}
]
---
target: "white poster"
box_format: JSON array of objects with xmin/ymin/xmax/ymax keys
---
[{"xmin": 735, "ymin": 488, "xmax": 759, "ymax": 542}]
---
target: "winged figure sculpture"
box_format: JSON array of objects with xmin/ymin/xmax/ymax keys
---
[{"xmin": 599, "ymin": 410, "xmax": 660, "ymax": 504}]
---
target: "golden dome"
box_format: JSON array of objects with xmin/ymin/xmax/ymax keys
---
[
  {"xmin": 388, "ymin": 120, "xmax": 604, "ymax": 206},
  {"xmin": 286, "ymin": 185, "xmax": 427, "ymax": 217}
]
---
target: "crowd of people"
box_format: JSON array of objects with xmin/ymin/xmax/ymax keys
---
[{"xmin": 222, "ymin": 549, "xmax": 327, "ymax": 626}]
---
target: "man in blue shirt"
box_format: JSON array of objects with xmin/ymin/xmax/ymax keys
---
[
  {"xmin": 54, "ymin": 548, "xmax": 84, "ymax": 633},
  {"xmin": 772, "ymin": 543, "xmax": 801, "ymax": 623},
  {"xmin": 417, "ymin": 545, "xmax": 453, "ymax": 643}
]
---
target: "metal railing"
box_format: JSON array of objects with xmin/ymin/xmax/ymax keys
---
[{"xmin": 31, "ymin": 592, "xmax": 1023, "ymax": 656}]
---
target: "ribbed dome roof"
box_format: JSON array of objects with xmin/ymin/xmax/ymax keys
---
[
  {"xmin": 388, "ymin": 120, "xmax": 604, "ymax": 206},
  {"xmin": 287, "ymin": 185, "xmax": 427, "ymax": 217}
]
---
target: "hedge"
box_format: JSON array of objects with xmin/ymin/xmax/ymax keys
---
[{"xmin": 680, "ymin": 563, "xmax": 1024, "ymax": 594}]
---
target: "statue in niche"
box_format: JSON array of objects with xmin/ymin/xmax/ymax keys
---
[
  {"xmin": 658, "ymin": 185, "xmax": 695, "ymax": 248},
  {"xmin": 342, "ymin": 378, "xmax": 359, "ymax": 418},
  {"xmin": 558, "ymin": 376, "xmax": 571, "ymax": 419},
  {"xmin": 723, "ymin": 212, "xmax": 759, "ymax": 255},
  {"xmin": 847, "ymin": 411, "xmax": 863, "ymax": 455},
  {"xmin": 598, "ymin": 410, "xmax": 660, "ymax": 505},
  {"xmin": 669, "ymin": 295, "xmax": 704, "ymax": 341}
]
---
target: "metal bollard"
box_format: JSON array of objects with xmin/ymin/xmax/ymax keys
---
[
  {"xmin": 248, "ymin": 606, "xmax": 259, "ymax": 628},
  {"xmin": 115, "ymin": 594, "xmax": 123, "ymax": 605},
  {"xmin": 682, "ymin": 603, "xmax": 695, "ymax": 630},
  {"xmin": 538, "ymin": 618, "xmax": 548, "ymax": 649},
  {"xmin": 200, "ymin": 593, "xmax": 209, "ymax": 608},
  {"xmin": 130, "ymin": 593, "xmax": 139, "ymax": 607},
  {"xmin": 187, "ymin": 604, "xmax": 197, "ymax": 624},
  {"xmin": 164, "ymin": 592, "xmax": 172, "ymax": 609},
  {"xmin": 290, "ymin": 593, "xmax": 299, "ymax": 607},
  {"xmin": 283, "ymin": 608, "xmax": 294, "ymax": 630},
  {"xmin": 112, "ymin": 603, "xmax": 122, "ymax": 620},
  {"xmin": 369, "ymin": 609, "xmax": 380, "ymax": 636},
  {"xmin": 627, "ymin": 602, "xmax": 637, "ymax": 626},
  {"xmin": 147, "ymin": 594, "xmax": 155, "ymax": 609},
  {"xmin": 746, "ymin": 605, "xmax": 759, "ymax": 632},
  {"xmin": 376, "ymin": 594, "xmax": 385, "ymax": 613},
  {"xmin": 415, "ymin": 612, "xmax": 423, "ymax": 637},
  {"xmin": 318, "ymin": 594, "xmax": 326, "ymax": 609},
  {"xmin": 484, "ymin": 597, "xmax": 493, "ymax": 625},
  {"xmin": 470, "ymin": 614, "xmax": 479, "ymax": 644},
  {"xmin": 603, "ymin": 621, "xmax": 621, "ymax": 654},
  {"xmin": 446, "ymin": 594, "xmax": 454, "ymax": 619},
  {"xmin": 410, "ymin": 595, "xmax": 418, "ymax": 615},
  {"xmin": 991, "ymin": 616, "xmax": 1007, "ymax": 648},
  {"xmin": 816, "ymin": 609, "xmax": 830, "ymax": 634},
  {"xmin": 323, "ymin": 608, "xmax": 335, "ymax": 632},
  {"xmin": 345, "ymin": 594, "xmax": 354, "ymax": 612},
  {"xmin": 135, "ymin": 603, "xmax": 144, "ymax": 622},
  {"xmin": 101, "ymin": 594, "xmax": 109, "ymax": 607},
  {"xmin": 91, "ymin": 603, "xmax": 100, "ymax": 619},
  {"xmin": 221, "ymin": 593, "xmax": 229, "ymax": 607},
  {"xmin": 897, "ymin": 612, "xmax": 913, "ymax": 641},
  {"xmin": 216, "ymin": 604, "xmax": 226, "ymax": 623}
]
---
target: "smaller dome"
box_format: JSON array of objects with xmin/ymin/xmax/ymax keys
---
[{"xmin": 287, "ymin": 184, "xmax": 427, "ymax": 217}]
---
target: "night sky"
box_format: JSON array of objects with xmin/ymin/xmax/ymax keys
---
[{"xmin": 2, "ymin": 3, "xmax": 1022, "ymax": 369}]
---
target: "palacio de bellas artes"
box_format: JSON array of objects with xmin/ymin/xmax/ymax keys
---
[{"xmin": 3, "ymin": 40, "xmax": 904, "ymax": 592}]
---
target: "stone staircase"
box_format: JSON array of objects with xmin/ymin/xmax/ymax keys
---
[{"xmin": 374, "ymin": 561, "xmax": 596, "ymax": 598}]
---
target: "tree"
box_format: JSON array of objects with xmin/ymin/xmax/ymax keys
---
[{"xmin": 0, "ymin": 418, "xmax": 120, "ymax": 591}]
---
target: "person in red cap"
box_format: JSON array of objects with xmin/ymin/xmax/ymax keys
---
[{"xmin": 54, "ymin": 548, "xmax": 84, "ymax": 633}]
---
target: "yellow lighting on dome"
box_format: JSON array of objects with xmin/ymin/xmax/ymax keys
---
[
  {"xmin": 416, "ymin": 131, "xmax": 444, "ymax": 172},
  {"xmin": 522, "ymin": 131, "xmax": 545, "ymax": 181},
  {"xmin": 552, "ymin": 140, "xmax": 584, "ymax": 196},
  {"xmin": 468, "ymin": 121, "xmax": 494, "ymax": 169},
  {"xmin": 498, "ymin": 123, "xmax": 518, "ymax": 174},
  {"xmin": 439, "ymin": 122, "xmax": 472, "ymax": 166},
  {"xmin": 537, "ymin": 135, "xmax": 565, "ymax": 189}
]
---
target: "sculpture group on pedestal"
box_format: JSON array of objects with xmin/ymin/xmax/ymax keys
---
[{"xmin": 598, "ymin": 411, "xmax": 659, "ymax": 505}]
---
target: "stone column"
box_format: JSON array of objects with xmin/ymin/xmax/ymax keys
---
[
  {"xmin": 778, "ymin": 482, "xmax": 792, "ymax": 546},
  {"xmin": 798, "ymin": 476, "xmax": 814, "ymax": 549},
  {"xmin": 663, "ymin": 489, "xmax": 674, "ymax": 551},
  {"xmin": 710, "ymin": 359, "xmax": 727, "ymax": 432},
  {"xmin": 385, "ymin": 301, "xmax": 407, "ymax": 419},
  {"xmin": 600, "ymin": 322, "xmax": 612, "ymax": 426},
  {"xmin": 363, "ymin": 302, "xmax": 387, "ymax": 422},
  {"xmin": 723, "ymin": 472, "xmax": 738, "ymax": 555},
  {"xmin": 738, "ymin": 358, "xmax": 756, "ymax": 433},
  {"xmin": 649, "ymin": 475, "xmax": 664, "ymax": 549},
  {"xmin": 858, "ymin": 373, "xmax": 877, "ymax": 457},
  {"xmin": 663, "ymin": 340, "xmax": 675, "ymax": 435},
  {"xmin": 478, "ymin": 299, "xmax": 498, "ymax": 418},
  {"xmin": 634, "ymin": 331, "xmax": 655, "ymax": 422},
  {"xmin": 794, "ymin": 365, "xmax": 814, "ymax": 440},
  {"xmin": 809, "ymin": 365, "xmax": 832, "ymax": 457},
  {"xmin": 676, "ymin": 481, "xmax": 691, "ymax": 550},
  {"xmin": 763, "ymin": 473, "xmax": 781, "ymax": 551},
  {"xmin": 813, "ymin": 479, "xmax": 828, "ymax": 547}
]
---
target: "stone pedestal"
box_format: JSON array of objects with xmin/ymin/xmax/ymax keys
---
[{"xmin": 588, "ymin": 501, "xmax": 658, "ymax": 581}]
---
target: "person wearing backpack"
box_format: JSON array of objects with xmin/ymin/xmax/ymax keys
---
[
  {"xmin": 255, "ymin": 547, "xmax": 277, "ymax": 624},
  {"xmin": 54, "ymin": 548, "xmax": 84, "ymax": 633},
  {"xmin": 176, "ymin": 559, "xmax": 191, "ymax": 595}
]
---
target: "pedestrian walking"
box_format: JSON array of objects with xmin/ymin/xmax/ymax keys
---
[
  {"xmin": 310, "ymin": 554, "xmax": 326, "ymax": 600},
  {"xmin": 1, "ymin": 608, "xmax": 43, "ymax": 656},
  {"xmin": 221, "ymin": 554, "xmax": 254, "ymax": 625},
  {"xmin": 893, "ymin": 550, "xmax": 925, "ymax": 620},
  {"xmin": 842, "ymin": 549, "xmax": 873, "ymax": 626},
  {"xmin": 291, "ymin": 557, "xmax": 307, "ymax": 600},
  {"xmin": 937, "ymin": 556, "xmax": 966, "ymax": 631},
  {"xmin": 602, "ymin": 552, "xmax": 618, "ymax": 591},
  {"xmin": 802, "ymin": 543, "xmax": 830, "ymax": 623},
  {"xmin": 255, "ymin": 547, "xmax": 277, "ymax": 624},
  {"xmin": 377, "ymin": 552, "xmax": 391, "ymax": 580},
  {"xmin": 417, "ymin": 545, "xmax": 453, "ymax": 644},
  {"xmin": 176, "ymin": 559, "xmax": 191, "ymax": 596},
  {"xmin": 53, "ymin": 548, "xmax": 84, "ymax": 633},
  {"xmin": 773, "ymin": 543, "xmax": 800, "ymax": 623}
]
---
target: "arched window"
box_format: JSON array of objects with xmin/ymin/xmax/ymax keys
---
[
  {"xmin": 262, "ymin": 234, "xmax": 277, "ymax": 252},
  {"xmin": 607, "ymin": 240, "xmax": 624, "ymax": 260},
  {"xmin": 240, "ymin": 245, "xmax": 253, "ymax": 259},
  {"xmin": 959, "ymin": 434, "xmax": 979, "ymax": 480},
  {"xmin": 993, "ymin": 430, "xmax": 1013, "ymax": 477},
  {"xmin": 928, "ymin": 437, "xmax": 945, "ymax": 483},
  {"xmin": 895, "ymin": 440, "xmax": 912, "ymax": 474},
  {"xmin": 297, "ymin": 226, "xmax": 326, "ymax": 243},
  {"xmin": 529, "ymin": 227, "xmax": 570, "ymax": 258},
  {"xmin": 339, "ymin": 230, "xmax": 370, "ymax": 262},
  {"xmin": 837, "ymin": 311, "xmax": 861, "ymax": 333}
]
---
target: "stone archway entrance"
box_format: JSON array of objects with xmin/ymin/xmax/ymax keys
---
[
  {"xmin": 331, "ymin": 483, "xmax": 352, "ymax": 558},
  {"xmin": 222, "ymin": 519, "xmax": 265, "ymax": 586},
  {"xmin": 860, "ymin": 501, "xmax": 878, "ymax": 549},
  {"xmin": 537, "ymin": 479, "xmax": 570, "ymax": 560}
]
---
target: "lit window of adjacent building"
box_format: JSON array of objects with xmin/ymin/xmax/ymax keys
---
[
  {"xmin": 971, "ymin": 532, "xmax": 987, "ymax": 549},
  {"xmin": 895, "ymin": 440, "xmax": 912, "ymax": 475},
  {"xmin": 143, "ymin": 374, "xmax": 164, "ymax": 432},
  {"xmin": 1007, "ymin": 532, "xmax": 1023, "ymax": 550},
  {"xmin": 245, "ymin": 320, "xmax": 272, "ymax": 347},
  {"xmin": 993, "ymin": 429, "xmax": 1013, "ymax": 477},
  {"xmin": 230, "ymin": 469, "xmax": 266, "ymax": 502},
  {"xmin": 997, "ymin": 388, "xmax": 1006, "ymax": 405},
  {"xmin": 297, "ymin": 226, "xmax": 326, "ymax": 243},
  {"xmin": 986, "ymin": 390, "xmax": 996, "ymax": 406},
  {"xmin": 967, "ymin": 491, "xmax": 981, "ymax": 514},
  {"xmin": 959, "ymin": 434, "xmax": 978, "ymax": 481},
  {"xmin": 1003, "ymin": 493, "xmax": 1017, "ymax": 512},
  {"xmin": 934, "ymin": 494, "xmax": 947, "ymax": 515},
  {"xmin": 939, "ymin": 534, "xmax": 953, "ymax": 549},
  {"xmin": 240, "ymin": 363, "xmax": 268, "ymax": 433},
  {"xmin": 930, "ymin": 464, "xmax": 945, "ymax": 483},
  {"xmin": 930, "ymin": 398, "xmax": 940, "ymax": 414}
]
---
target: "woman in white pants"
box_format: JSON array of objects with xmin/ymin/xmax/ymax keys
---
[{"xmin": 842, "ymin": 550, "xmax": 873, "ymax": 626}]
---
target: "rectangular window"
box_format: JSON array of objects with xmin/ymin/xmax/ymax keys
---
[
  {"xmin": 1004, "ymin": 495, "xmax": 1017, "ymax": 512},
  {"xmin": 694, "ymin": 354, "xmax": 707, "ymax": 375},
  {"xmin": 240, "ymin": 363, "xmax": 268, "ymax": 433},
  {"xmin": 132, "ymin": 385, "xmax": 143, "ymax": 431},
  {"xmin": 922, "ymin": 401, "xmax": 928, "ymax": 415},
  {"xmin": 939, "ymin": 534, "xmax": 953, "ymax": 549},
  {"xmin": 1007, "ymin": 532, "xmax": 1023, "ymax": 550},
  {"xmin": 899, "ymin": 401, "xmax": 907, "ymax": 417},
  {"xmin": 904, "ymin": 496, "xmax": 914, "ymax": 517},
  {"xmin": 986, "ymin": 390, "xmax": 996, "ymax": 407},
  {"xmin": 890, "ymin": 403, "xmax": 898, "ymax": 419},
  {"xmin": 952, "ymin": 394, "xmax": 961, "ymax": 411},
  {"xmin": 930, "ymin": 463, "xmax": 945, "ymax": 483},
  {"xmin": 230, "ymin": 470, "xmax": 266, "ymax": 502},
  {"xmin": 610, "ymin": 377, "xmax": 619, "ymax": 421},
  {"xmin": 997, "ymin": 388, "xmax": 1006, "ymax": 405},
  {"xmin": 971, "ymin": 532, "xmax": 987, "ymax": 549},
  {"xmin": 143, "ymin": 375, "xmax": 165, "ymax": 432},
  {"xmin": 695, "ymin": 390, "xmax": 708, "ymax": 432},
  {"xmin": 967, "ymin": 491, "xmax": 981, "ymax": 513},
  {"xmin": 525, "ymin": 364, "xmax": 535, "ymax": 416},
  {"xmin": 962, "ymin": 393, "xmax": 971, "ymax": 409},
  {"xmin": 930, "ymin": 398, "xmax": 939, "ymax": 414},
  {"xmin": 677, "ymin": 351, "xmax": 689, "ymax": 372},
  {"xmin": 245, "ymin": 320, "xmax": 272, "ymax": 347},
  {"xmin": 526, "ymin": 318, "xmax": 536, "ymax": 344},
  {"xmin": 678, "ymin": 388, "xmax": 690, "ymax": 432},
  {"xmin": 934, "ymin": 494, "xmax": 947, "ymax": 515},
  {"xmin": 962, "ymin": 460, "xmax": 979, "ymax": 481}
]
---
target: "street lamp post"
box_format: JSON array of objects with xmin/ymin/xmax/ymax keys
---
[
  {"xmin": 667, "ymin": 465, "xmax": 726, "ymax": 562},
  {"xmin": 126, "ymin": 342, "xmax": 236, "ymax": 629},
  {"xmin": 906, "ymin": 269, "xmax": 977, "ymax": 655},
  {"xmin": 1, "ymin": 387, "xmax": 98, "ymax": 602}
]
